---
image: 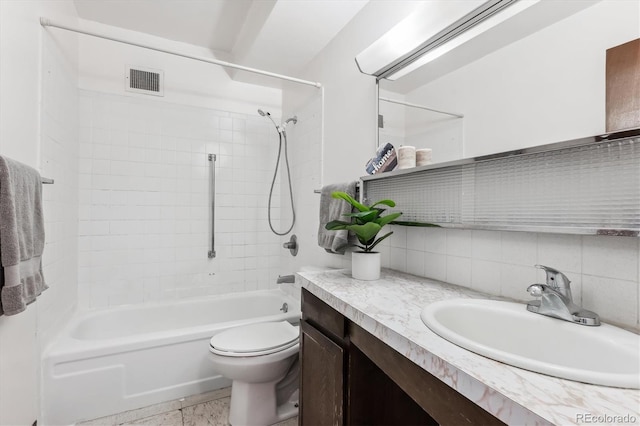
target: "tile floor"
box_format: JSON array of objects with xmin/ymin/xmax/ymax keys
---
[{"xmin": 77, "ymin": 388, "xmax": 298, "ymax": 426}]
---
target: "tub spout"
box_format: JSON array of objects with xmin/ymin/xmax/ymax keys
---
[{"xmin": 277, "ymin": 274, "xmax": 295, "ymax": 284}]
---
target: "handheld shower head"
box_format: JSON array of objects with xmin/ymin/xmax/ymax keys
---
[{"xmin": 258, "ymin": 109, "xmax": 280, "ymax": 131}]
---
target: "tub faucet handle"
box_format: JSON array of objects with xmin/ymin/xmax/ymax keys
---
[{"xmin": 283, "ymin": 234, "xmax": 298, "ymax": 256}]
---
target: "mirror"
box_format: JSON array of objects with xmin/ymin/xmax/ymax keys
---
[
  {"xmin": 374, "ymin": 0, "xmax": 634, "ymax": 164},
  {"xmin": 378, "ymin": 85, "xmax": 464, "ymax": 165}
]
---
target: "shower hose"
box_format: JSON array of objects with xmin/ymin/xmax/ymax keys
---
[{"xmin": 268, "ymin": 130, "xmax": 295, "ymax": 236}]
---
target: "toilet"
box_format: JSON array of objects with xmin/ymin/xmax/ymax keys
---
[{"xmin": 208, "ymin": 321, "xmax": 300, "ymax": 426}]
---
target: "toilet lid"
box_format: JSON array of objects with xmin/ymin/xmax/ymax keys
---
[{"xmin": 209, "ymin": 321, "xmax": 299, "ymax": 356}]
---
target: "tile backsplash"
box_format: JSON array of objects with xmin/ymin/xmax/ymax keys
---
[
  {"xmin": 78, "ymin": 91, "xmax": 283, "ymax": 308},
  {"xmin": 381, "ymin": 226, "xmax": 640, "ymax": 328}
]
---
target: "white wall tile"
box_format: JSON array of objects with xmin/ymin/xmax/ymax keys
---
[
  {"xmin": 471, "ymin": 259, "xmax": 502, "ymax": 295},
  {"xmin": 445, "ymin": 229, "xmax": 471, "ymax": 257},
  {"xmin": 424, "ymin": 228, "xmax": 446, "ymax": 254},
  {"xmin": 389, "ymin": 247, "xmax": 407, "ymax": 272},
  {"xmin": 582, "ymin": 236, "xmax": 639, "ymax": 282},
  {"xmin": 389, "ymin": 225, "xmax": 407, "ymax": 248},
  {"xmin": 582, "ymin": 275, "xmax": 638, "ymax": 326},
  {"xmin": 423, "ymin": 252, "xmax": 447, "ymax": 282},
  {"xmin": 406, "ymin": 227, "xmax": 425, "ymax": 251},
  {"xmin": 406, "ymin": 249, "xmax": 425, "ymax": 276},
  {"xmin": 471, "ymin": 230, "xmax": 501, "ymax": 261},
  {"xmin": 446, "ymin": 256, "xmax": 471, "ymax": 287},
  {"xmin": 501, "ymin": 232, "xmax": 537, "ymax": 266},
  {"xmin": 500, "ymin": 264, "xmax": 537, "ymax": 302},
  {"xmin": 78, "ymin": 91, "xmax": 282, "ymax": 308},
  {"xmin": 537, "ymin": 233, "xmax": 582, "ymax": 274}
]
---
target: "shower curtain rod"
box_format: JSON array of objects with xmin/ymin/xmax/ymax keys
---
[{"xmin": 39, "ymin": 17, "xmax": 322, "ymax": 89}]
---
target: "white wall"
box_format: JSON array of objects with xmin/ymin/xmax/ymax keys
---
[
  {"xmin": 281, "ymin": 1, "xmax": 423, "ymax": 271},
  {"xmin": 284, "ymin": 1, "xmax": 640, "ymax": 329},
  {"xmin": 39, "ymin": 12, "xmax": 81, "ymax": 352},
  {"xmin": 0, "ymin": 1, "xmax": 79, "ymax": 424},
  {"xmin": 279, "ymin": 90, "xmax": 324, "ymax": 274},
  {"xmin": 374, "ymin": 0, "xmax": 640, "ymax": 329},
  {"xmin": 77, "ymin": 19, "xmax": 281, "ymax": 116},
  {"xmin": 73, "ymin": 21, "xmax": 289, "ymax": 308},
  {"xmin": 407, "ymin": 0, "xmax": 639, "ymax": 157},
  {"xmin": 78, "ymin": 91, "xmax": 283, "ymax": 307}
]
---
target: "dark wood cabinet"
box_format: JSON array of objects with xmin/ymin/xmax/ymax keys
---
[
  {"xmin": 300, "ymin": 321, "xmax": 344, "ymax": 426},
  {"xmin": 300, "ymin": 288, "xmax": 347, "ymax": 426},
  {"xmin": 300, "ymin": 288, "xmax": 504, "ymax": 426}
]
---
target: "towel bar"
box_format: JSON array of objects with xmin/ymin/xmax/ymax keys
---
[
  {"xmin": 314, "ymin": 181, "xmax": 360, "ymax": 194},
  {"xmin": 41, "ymin": 177, "xmax": 54, "ymax": 184}
]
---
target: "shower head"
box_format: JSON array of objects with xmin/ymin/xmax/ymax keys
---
[
  {"xmin": 258, "ymin": 108, "xmax": 280, "ymax": 131},
  {"xmin": 282, "ymin": 115, "xmax": 298, "ymax": 131}
]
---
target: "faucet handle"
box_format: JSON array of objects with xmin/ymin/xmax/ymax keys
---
[
  {"xmin": 535, "ymin": 264, "xmax": 570, "ymax": 289},
  {"xmin": 535, "ymin": 264, "xmax": 572, "ymax": 299}
]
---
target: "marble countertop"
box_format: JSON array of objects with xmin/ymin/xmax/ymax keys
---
[{"xmin": 296, "ymin": 268, "xmax": 640, "ymax": 426}]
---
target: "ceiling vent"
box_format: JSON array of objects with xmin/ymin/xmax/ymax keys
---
[{"xmin": 125, "ymin": 66, "xmax": 164, "ymax": 96}]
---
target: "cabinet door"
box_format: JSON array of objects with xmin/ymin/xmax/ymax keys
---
[{"xmin": 300, "ymin": 320, "xmax": 344, "ymax": 426}]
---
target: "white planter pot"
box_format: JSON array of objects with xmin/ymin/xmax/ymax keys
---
[{"xmin": 351, "ymin": 251, "xmax": 381, "ymax": 281}]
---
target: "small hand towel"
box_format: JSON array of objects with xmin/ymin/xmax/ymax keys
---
[
  {"xmin": 0, "ymin": 156, "xmax": 47, "ymax": 316},
  {"xmin": 317, "ymin": 181, "xmax": 357, "ymax": 254}
]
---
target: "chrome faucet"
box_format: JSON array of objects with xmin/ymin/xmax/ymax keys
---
[
  {"xmin": 276, "ymin": 274, "xmax": 295, "ymax": 284},
  {"xmin": 526, "ymin": 265, "xmax": 600, "ymax": 326}
]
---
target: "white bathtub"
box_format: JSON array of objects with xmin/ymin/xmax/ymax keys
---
[{"xmin": 41, "ymin": 290, "xmax": 301, "ymax": 425}]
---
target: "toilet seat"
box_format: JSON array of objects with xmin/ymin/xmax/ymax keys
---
[{"xmin": 209, "ymin": 321, "xmax": 299, "ymax": 357}]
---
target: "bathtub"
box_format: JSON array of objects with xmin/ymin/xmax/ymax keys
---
[{"xmin": 41, "ymin": 289, "xmax": 301, "ymax": 425}]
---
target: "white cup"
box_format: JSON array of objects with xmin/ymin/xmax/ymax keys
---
[
  {"xmin": 416, "ymin": 148, "xmax": 432, "ymax": 166},
  {"xmin": 397, "ymin": 146, "xmax": 416, "ymax": 169}
]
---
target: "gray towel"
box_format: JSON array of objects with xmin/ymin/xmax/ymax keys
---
[
  {"xmin": 0, "ymin": 156, "xmax": 47, "ymax": 316},
  {"xmin": 317, "ymin": 181, "xmax": 357, "ymax": 254}
]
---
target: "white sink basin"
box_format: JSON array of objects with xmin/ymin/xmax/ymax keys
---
[{"xmin": 421, "ymin": 298, "xmax": 640, "ymax": 389}]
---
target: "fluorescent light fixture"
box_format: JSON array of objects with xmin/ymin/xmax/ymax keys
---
[
  {"xmin": 388, "ymin": 0, "xmax": 540, "ymax": 80},
  {"xmin": 355, "ymin": 0, "xmax": 540, "ymax": 81}
]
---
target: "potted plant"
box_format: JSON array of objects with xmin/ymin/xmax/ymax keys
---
[{"xmin": 325, "ymin": 191, "xmax": 402, "ymax": 280}]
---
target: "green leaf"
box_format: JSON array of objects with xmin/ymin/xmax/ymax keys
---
[
  {"xmin": 344, "ymin": 222, "xmax": 381, "ymax": 245},
  {"xmin": 368, "ymin": 231, "xmax": 394, "ymax": 251},
  {"xmin": 342, "ymin": 210, "xmax": 380, "ymax": 222},
  {"xmin": 325, "ymin": 220, "xmax": 351, "ymax": 230},
  {"xmin": 375, "ymin": 212, "xmax": 402, "ymax": 227},
  {"xmin": 390, "ymin": 221, "xmax": 440, "ymax": 227},
  {"xmin": 331, "ymin": 191, "xmax": 369, "ymax": 212},
  {"xmin": 370, "ymin": 199, "xmax": 396, "ymax": 208}
]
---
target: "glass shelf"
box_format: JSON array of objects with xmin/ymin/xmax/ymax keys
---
[{"xmin": 362, "ymin": 128, "xmax": 640, "ymax": 236}]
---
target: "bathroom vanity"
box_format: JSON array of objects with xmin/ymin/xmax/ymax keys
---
[
  {"xmin": 300, "ymin": 288, "xmax": 501, "ymax": 425},
  {"xmin": 297, "ymin": 269, "xmax": 640, "ymax": 425}
]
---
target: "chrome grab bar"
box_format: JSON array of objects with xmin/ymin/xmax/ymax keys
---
[{"xmin": 208, "ymin": 154, "xmax": 216, "ymax": 258}]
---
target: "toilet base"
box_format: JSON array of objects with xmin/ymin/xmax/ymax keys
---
[{"xmin": 229, "ymin": 381, "xmax": 299, "ymax": 426}]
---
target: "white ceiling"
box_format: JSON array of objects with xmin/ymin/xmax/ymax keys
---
[{"xmin": 73, "ymin": 0, "xmax": 368, "ymax": 84}]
